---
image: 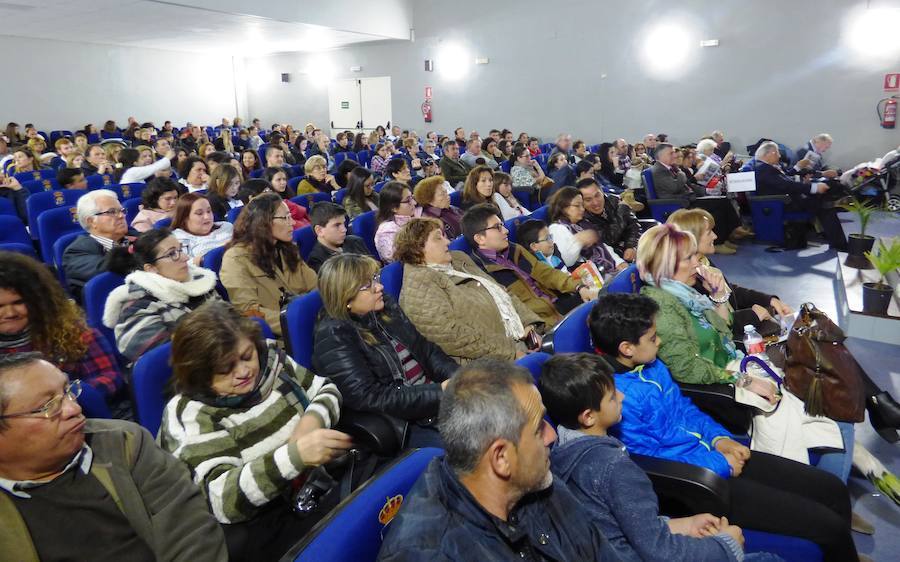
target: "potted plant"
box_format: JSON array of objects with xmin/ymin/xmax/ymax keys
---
[
  {"xmin": 839, "ymin": 199, "xmax": 881, "ymax": 268},
  {"xmin": 863, "ymin": 237, "xmax": 900, "ymax": 315}
]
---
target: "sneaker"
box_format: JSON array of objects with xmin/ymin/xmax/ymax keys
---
[{"xmin": 714, "ymin": 244, "xmax": 737, "ymax": 255}]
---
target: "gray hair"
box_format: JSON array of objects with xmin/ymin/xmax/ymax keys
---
[
  {"xmin": 76, "ymin": 189, "xmax": 119, "ymax": 230},
  {"xmin": 438, "ymin": 359, "xmax": 534, "ymax": 474},
  {"xmin": 711, "ymin": 130, "xmax": 725, "ymax": 140},
  {"xmin": 754, "ymin": 141, "xmax": 780, "ymax": 160},
  {"xmin": 0, "ymin": 352, "xmax": 44, "ymax": 429},
  {"xmin": 696, "ymin": 139, "xmax": 718, "ymax": 155},
  {"xmin": 813, "ymin": 133, "xmax": 833, "ymax": 143}
]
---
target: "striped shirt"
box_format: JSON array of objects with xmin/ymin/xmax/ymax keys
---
[{"xmin": 158, "ymin": 345, "xmax": 341, "ymax": 524}]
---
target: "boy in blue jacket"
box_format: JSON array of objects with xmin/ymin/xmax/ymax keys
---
[
  {"xmin": 541, "ymin": 353, "xmax": 776, "ymax": 562},
  {"xmin": 588, "ymin": 292, "xmax": 746, "ymax": 478}
]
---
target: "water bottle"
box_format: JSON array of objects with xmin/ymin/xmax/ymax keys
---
[{"xmin": 743, "ymin": 325, "xmax": 766, "ymax": 356}]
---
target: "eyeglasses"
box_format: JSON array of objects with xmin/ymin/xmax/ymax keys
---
[
  {"xmin": 400, "ymin": 196, "xmax": 414, "ymax": 205},
  {"xmin": 151, "ymin": 244, "xmax": 188, "ymax": 263},
  {"xmin": 272, "ymin": 214, "xmax": 293, "ymax": 222},
  {"xmin": 92, "ymin": 207, "xmax": 126, "ymax": 218},
  {"xmin": 0, "ymin": 380, "xmax": 82, "ymax": 420},
  {"xmin": 358, "ymin": 273, "xmax": 382, "ymax": 293},
  {"xmin": 566, "ymin": 203, "xmax": 585, "ymax": 209},
  {"xmin": 478, "ymin": 223, "xmax": 506, "ymax": 234},
  {"xmin": 536, "ymin": 234, "xmax": 554, "ymax": 244}
]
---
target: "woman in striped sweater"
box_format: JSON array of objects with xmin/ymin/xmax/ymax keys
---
[{"xmin": 158, "ymin": 301, "xmax": 349, "ymax": 562}]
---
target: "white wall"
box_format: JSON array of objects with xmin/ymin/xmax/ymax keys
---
[
  {"xmin": 0, "ymin": 35, "xmax": 239, "ymax": 130},
  {"xmin": 245, "ymin": 0, "xmax": 900, "ymax": 168}
]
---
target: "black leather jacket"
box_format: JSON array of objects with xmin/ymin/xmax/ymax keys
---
[
  {"xmin": 312, "ymin": 296, "xmax": 457, "ymax": 425},
  {"xmin": 582, "ymin": 194, "xmax": 641, "ymax": 257}
]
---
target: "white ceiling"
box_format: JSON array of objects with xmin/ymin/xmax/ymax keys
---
[{"xmin": 0, "ymin": 0, "xmax": 397, "ymax": 55}]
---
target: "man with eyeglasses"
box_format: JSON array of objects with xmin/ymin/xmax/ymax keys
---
[
  {"xmin": 0, "ymin": 352, "xmax": 227, "ymax": 561},
  {"xmin": 461, "ymin": 204, "xmax": 599, "ymax": 327},
  {"xmin": 62, "ymin": 189, "xmax": 138, "ymax": 302}
]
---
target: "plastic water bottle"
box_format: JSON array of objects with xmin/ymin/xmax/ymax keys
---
[{"xmin": 743, "ymin": 325, "xmax": 766, "ymax": 356}]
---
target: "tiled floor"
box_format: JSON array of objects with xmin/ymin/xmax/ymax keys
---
[{"xmin": 715, "ymin": 212, "xmax": 900, "ymax": 561}]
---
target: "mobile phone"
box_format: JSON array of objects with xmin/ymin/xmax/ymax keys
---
[{"xmin": 525, "ymin": 329, "xmax": 541, "ymax": 351}]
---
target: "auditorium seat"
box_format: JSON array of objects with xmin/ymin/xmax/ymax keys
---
[
  {"xmin": 283, "ymin": 448, "xmax": 444, "ymax": 562},
  {"xmin": 540, "ymin": 299, "xmax": 594, "ymax": 354},
  {"xmin": 333, "ymin": 187, "xmax": 348, "ymax": 205},
  {"xmin": 280, "ymin": 289, "xmax": 323, "ymax": 370},
  {"xmin": 123, "ymin": 197, "xmax": 143, "ymax": 225},
  {"xmin": 52, "ymin": 231, "xmax": 83, "ymax": 288},
  {"xmin": 131, "ymin": 341, "xmax": 173, "ymax": 436},
  {"xmin": 0, "ymin": 216, "xmax": 30, "ymax": 246},
  {"xmin": 449, "ymin": 235, "xmax": 471, "ymax": 253},
  {"xmin": 21, "ymin": 178, "xmax": 61, "ymax": 195},
  {"xmin": 293, "ymin": 225, "xmax": 316, "ymax": 261},
  {"xmin": 200, "ymin": 245, "xmax": 229, "ymax": 299},
  {"xmin": 334, "ymin": 152, "xmax": 358, "ymax": 166},
  {"xmin": 380, "ymin": 261, "xmax": 403, "ymax": 301},
  {"xmin": 351, "ymin": 210, "xmax": 379, "ymax": 258},
  {"xmin": 85, "ymin": 174, "xmax": 115, "ymax": 189},
  {"xmin": 641, "ymin": 169, "xmax": 687, "ymax": 222},
  {"xmin": 291, "ymin": 192, "xmax": 330, "ymax": 211},
  {"xmin": 77, "ymin": 382, "xmax": 112, "ymax": 419},
  {"xmin": 36, "ymin": 204, "xmax": 82, "ymax": 262},
  {"xmin": 0, "ymin": 242, "xmax": 37, "ymax": 258},
  {"xmin": 449, "ymin": 190, "xmax": 461, "ymax": 208},
  {"xmin": 606, "ymin": 263, "xmax": 642, "ymax": 294},
  {"xmin": 226, "ymin": 205, "xmax": 243, "ymax": 223},
  {"xmin": 748, "ymin": 195, "xmax": 812, "ymax": 246},
  {"xmin": 82, "ymin": 272, "xmax": 127, "ymax": 365}
]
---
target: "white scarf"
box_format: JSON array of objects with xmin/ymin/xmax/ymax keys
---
[{"xmin": 427, "ymin": 263, "xmax": 525, "ymax": 340}]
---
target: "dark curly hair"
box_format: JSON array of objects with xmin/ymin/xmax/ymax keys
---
[
  {"xmin": 142, "ymin": 177, "xmax": 180, "ymax": 210},
  {"xmin": 0, "ymin": 252, "xmax": 88, "ymax": 361},
  {"xmin": 228, "ymin": 192, "xmax": 300, "ymax": 278}
]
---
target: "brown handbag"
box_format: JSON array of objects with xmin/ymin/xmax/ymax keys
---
[{"xmin": 780, "ymin": 303, "xmax": 866, "ymax": 422}]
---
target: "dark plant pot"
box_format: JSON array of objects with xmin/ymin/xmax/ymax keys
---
[
  {"xmin": 845, "ymin": 234, "xmax": 875, "ymax": 269},
  {"xmin": 862, "ymin": 282, "xmax": 894, "ymax": 315}
]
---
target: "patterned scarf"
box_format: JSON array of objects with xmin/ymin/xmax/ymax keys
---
[{"xmin": 648, "ymin": 277, "xmax": 740, "ymax": 360}]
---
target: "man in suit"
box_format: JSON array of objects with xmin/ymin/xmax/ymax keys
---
[
  {"xmin": 651, "ymin": 144, "xmax": 750, "ymax": 248},
  {"xmin": 62, "ymin": 189, "xmax": 135, "ymax": 302},
  {"xmin": 752, "ymin": 141, "xmax": 848, "ymax": 251}
]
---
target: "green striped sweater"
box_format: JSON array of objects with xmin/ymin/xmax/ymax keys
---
[{"xmin": 157, "ymin": 349, "xmax": 341, "ymax": 524}]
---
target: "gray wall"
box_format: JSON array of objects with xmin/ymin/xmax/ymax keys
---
[
  {"xmin": 0, "ymin": 35, "xmax": 240, "ymax": 131},
  {"xmin": 245, "ymin": 0, "xmax": 900, "ymax": 168}
]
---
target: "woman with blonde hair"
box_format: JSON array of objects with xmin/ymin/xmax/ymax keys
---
[
  {"xmin": 103, "ymin": 142, "xmax": 123, "ymax": 167},
  {"xmin": 296, "ymin": 155, "xmax": 340, "ymax": 194},
  {"xmin": 396, "ymin": 217, "xmax": 542, "ymax": 362},
  {"xmin": 198, "ymin": 141, "xmax": 216, "ymax": 160},
  {"xmin": 314, "ymin": 253, "xmax": 456, "ymax": 448}
]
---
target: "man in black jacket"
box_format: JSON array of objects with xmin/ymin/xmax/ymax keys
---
[
  {"xmin": 378, "ymin": 359, "xmax": 620, "ymax": 561},
  {"xmin": 306, "ymin": 202, "xmax": 371, "ymax": 272},
  {"xmin": 62, "ymin": 189, "xmax": 136, "ymax": 302},
  {"xmin": 577, "ymin": 178, "xmax": 641, "ymax": 261},
  {"xmin": 752, "ymin": 141, "xmax": 847, "ymax": 251}
]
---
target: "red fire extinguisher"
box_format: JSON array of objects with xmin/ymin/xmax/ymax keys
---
[
  {"xmin": 421, "ymin": 100, "xmax": 432, "ymax": 123},
  {"xmin": 878, "ymin": 96, "xmax": 898, "ymax": 129}
]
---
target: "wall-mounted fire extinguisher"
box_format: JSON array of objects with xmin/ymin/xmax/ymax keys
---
[
  {"xmin": 877, "ymin": 96, "xmax": 898, "ymax": 129},
  {"xmin": 421, "ymin": 100, "xmax": 432, "ymax": 123}
]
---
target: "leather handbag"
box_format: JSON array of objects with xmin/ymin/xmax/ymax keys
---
[{"xmin": 781, "ymin": 303, "xmax": 866, "ymax": 422}]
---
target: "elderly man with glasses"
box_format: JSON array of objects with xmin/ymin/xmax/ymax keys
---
[
  {"xmin": 0, "ymin": 352, "xmax": 227, "ymax": 561},
  {"xmin": 62, "ymin": 189, "xmax": 139, "ymax": 302}
]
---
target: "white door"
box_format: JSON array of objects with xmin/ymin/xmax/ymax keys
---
[
  {"xmin": 327, "ymin": 79, "xmax": 362, "ymax": 132},
  {"xmin": 359, "ymin": 76, "xmax": 392, "ymax": 132}
]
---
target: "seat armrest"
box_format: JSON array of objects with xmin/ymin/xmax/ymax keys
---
[
  {"xmin": 631, "ymin": 454, "xmax": 729, "ymax": 517},
  {"xmin": 336, "ymin": 410, "xmax": 401, "ymax": 457}
]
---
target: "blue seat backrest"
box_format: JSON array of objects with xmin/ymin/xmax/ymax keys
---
[
  {"xmin": 77, "ymin": 382, "xmax": 112, "ymax": 419},
  {"xmin": 292, "ymin": 192, "xmax": 331, "ymax": 211},
  {"xmin": 131, "ymin": 341, "xmax": 173, "ymax": 437},
  {"xmin": 123, "ymin": 197, "xmax": 142, "ymax": 225},
  {"xmin": 373, "ymin": 181, "xmax": 387, "ymax": 193},
  {"xmin": 530, "ymin": 205, "xmax": 549, "ymax": 222},
  {"xmin": 0, "ymin": 242, "xmax": 36, "ymax": 258},
  {"xmin": 282, "ymin": 290, "xmax": 323, "ymax": 370},
  {"xmin": 293, "ymin": 225, "xmax": 317, "ymax": 261},
  {"xmin": 743, "ymin": 530, "xmax": 822, "ymax": 562},
  {"xmin": 333, "ymin": 188, "xmax": 349, "ymax": 205},
  {"xmin": 0, "ymin": 198, "xmax": 14, "ymax": 218},
  {"xmin": 549, "ymin": 299, "xmax": 595, "ymax": 353},
  {"xmin": 27, "ymin": 190, "xmax": 83, "ymax": 236},
  {"xmin": 500, "ymin": 160, "xmax": 512, "ymax": 173},
  {"xmin": 226, "ymin": 206, "xmax": 243, "ymax": 224},
  {"xmin": 449, "ymin": 190, "xmax": 462, "ymax": 208},
  {"xmin": 250, "ymin": 168, "xmax": 265, "ymax": 179},
  {"xmin": 22, "ymin": 178, "xmax": 60, "ymax": 195},
  {"xmin": 201, "ymin": 246, "xmax": 228, "ymax": 299},
  {"xmin": 515, "ymin": 352, "xmax": 552, "ymax": 386},
  {"xmin": 357, "ymin": 149, "xmax": 372, "ymax": 167},
  {"xmin": 289, "ymin": 448, "xmax": 445, "ymax": 562},
  {"xmin": 118, "ymin": 182, "xmax": 145, "ymax": 201},
  {"xmin": 0, "ymin": 216, "xmax": 31, "ymax": 245},
  {"xmin": 38, "ymin": 206, "xmax": 83, "ymax": 265},
  {"xmin": 82, "ymin": 272, "xmax": 126, "ymax": 363},
  {"xmin": 287, "ymin": 175, "xmax": 304, "ymax": 192},
  {"xmin": 381, "ymin": 261, "xmax": 403, "ymax": 301},
  {"xmin": 351, "ymin": 210, "xmax": 379, "ymax": 258},
  {"xmin": 85, "ymin": 174, "xmax": 114, "ymax": 189},
  {"xmin": 642, "ymin": 169, "xmax": 658, "ymax": 199},
  {"xmin": 52, "ymin": 231, "xmax": 84, "ymax": 286},
  {"xmin": 448, "ymin": 235, "xmax": 470, "ymax": 253},
  {"xmin": 14, "ymin": 170, "xmax": 44, "ymax": 183},
  {"xmin": 606, "ymin": 263, "xmax": 642, "ymax": 294},
  {"xmin": 154, "ymin": 217, "xmax": 173, "ymax": 229}
]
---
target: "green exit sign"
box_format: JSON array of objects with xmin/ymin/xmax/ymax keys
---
[{"xmin": 341, "ymin": 101, "xmax": 350, "ymax": 109}]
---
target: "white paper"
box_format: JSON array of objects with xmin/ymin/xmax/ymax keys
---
[{"xmin": 726, "ymin": 171, "xmax": 757, "ymax": 192}]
